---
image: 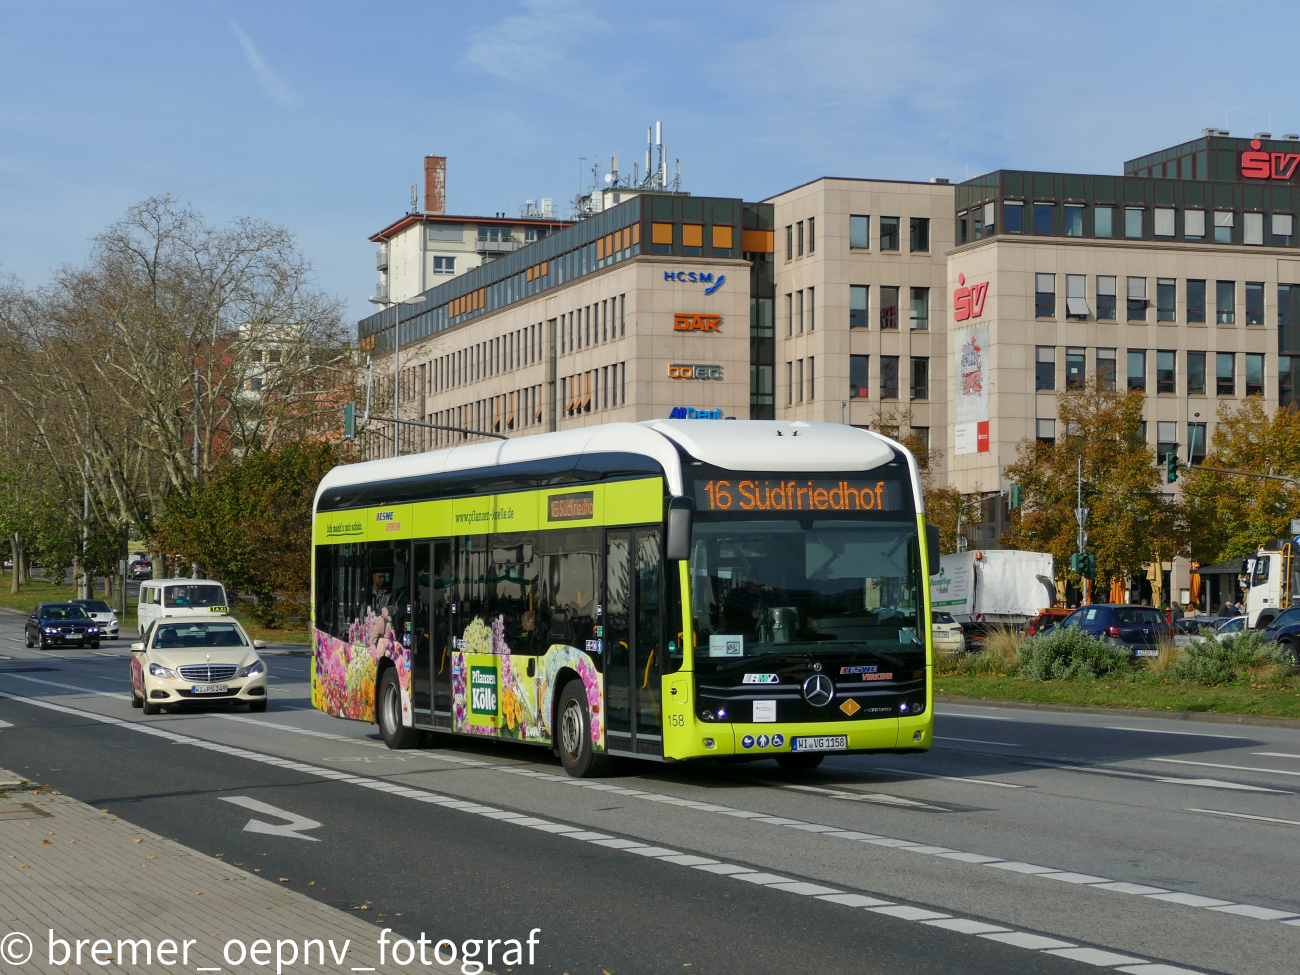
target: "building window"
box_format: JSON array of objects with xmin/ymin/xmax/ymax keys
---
[
  {"xmin": 1185, "ymin": 209, "xmax": 1206, "ymax": 241},
  {"xmin": 1157, "ymin": 422, "xmax": 1179, "ymax": 464},
  {"xmin": 958, "ymin": 211, "xmax": 968, "ymax": 243},
  {"xmin": 1127, "ymin": 350, "xmax": 1146, "ymax": 391},
  {"xmin": 1033, "ymin": 203, "xmax": 1054, "ymax": 235},
  {"xmin": 1216, "ymin": 281, "xmax": 1236, "ymax": 324},
  {"xmin": 1097, "ymin": 275, "xmax": 1117, "ymax": 320},
  {"xmin": 881, "ymin": 356, "xmax": 900, "ymax": 399},
  {"xmin": 850, "ymin": 215, "xmax": 870, "ymax": 249},
  {"xmin": 1188, "ymin": 422, "xmax": 1207, "ymax": 464},
  {"xmin": 1125, "ymin": 207, "xmax": 1144, "ymax": 239},
  {"xmin": 1035, "ymin": 273, "xmax": 1055, "ymax": 318},
  {"xmin": 1283, "ymin": 357, "xmax": 1298, "ymax": 407},
  {"xmin": 850, "ymin": 355, "xmax": 869, "ymax": 399},
  {"xmin": 433, "ymin": 255, "xmax": 456, "ymax": 275},
  {"xmin": 1036, "ymin": 346, "xmax": 1055, "ymax": 390},
  {"xmin": 808, "ymin": 217, "xmax": 815, "ymax": 254},
  {"xmin": 850, "ymin": 285, "xmax": 869, "ymax": 328},
  {"xmin": 1246, "ymin": 282, "xmax": 1264, "ymax": 325},
  {"xmin": 651, "ymin": 221, "xmax": 673, "ymax": 254},
  {"xmin": 808, "ymin": 356, "xmax": 815, "ymax": 400},
  {"xmin": 1097, "ymin": 348, "xmax": 1117, "ymax": 390},
  {"xmin": 910, "ymin": 357, "xmax": 929, "ymax": 400},
  {"xmin": 910, "ymin": 217, "xmax": 930, "ymax": 252},
  {"xmin": 1154, "ymin": 208, "xmax": 1175, "ymax": 239},
  {"xmin": 1187, "ymin": 352, "xmax": 1207, "ymax": 395},
  {"xmin": 912, "ymin": 427, "xmax": 930, "ymax": 451},
  {"xmin": 796, "ymin": 290, "xmax": 804, "ymax": 333},
  {"xmin": 1065, "ymin": 348, "xmax": 1086, "ymax": 390},
  {"xmin": 1246, "ymin": 353, "xmax": 1264, "ymax": 396},
  {"xmin": 880, "ymin": 286, "xmax": 899, "ymax": 329},
  {"xmin": 983, "ymin": 202, "xmax": 995, "ymax": 235},
  {"xmin": 796, "ymin": 221, "xmax": 804, "ymax": 257},
  {"xmin": 1243, "ymin": 212, "xmax": 1264, "ymax": 246},
  {"xmin": 1064, "ymin": 205, "xmax": 1083, "ymax": 237},
  {"xmin": 1281, "ymin": 284, "xmax": 1294, "ymax": 328},
  {"xmin": 1066, "ymin": 274, "xmax": 1088, "ymax": 319},
  {"xmin": 785, "ymin": 362, "xmax": 792, "ymax": 404},
  {"xmin": 1217, "ymin": 352, "xmax": 1236, "ymax": 395},
  {"xmin": 910, "ymin": 288, "xmax": 929, "ymax": 330},
  {"xmin": 785, "ymin": 225, "xmax": 793, "ymax": 260},
  {"xmin": 1004, "ymin": 202, "xmax": 1023, "ymax": 234},
  {"xmin": 1214, "ymin": 211, "xmax": 1234, "ymax": 244},
  {"xmin": 1094, "ymin": 206, "xmax": 1114, "ymax": 238},
  {"xmin": 1156, "ymin": 350, "xmax": 1176, "ymax": 394},
  {"xmin": 1127, "ymin": 277, "xmax": 1148, "ymax": 322},
  {"xmin": 1157, "ymin": 278, "xmax": 1176, "ymax": 322},
  {"xmin": 1187, "ymin": 279, "xmax": 1207, "ymax": 323},
  {"xmin": 796, "ymin": 358, "xmax": 804, "ymax": 402},
  {"xmin": 784, "ymin": 293, "xmax": 793, "ymax": 335},
  {"xmin": 808, "ymin": 287, "xmax": 815, "ymax": 331},
  {"xmin": 1036, "ymin": 418, "xmax": 1056, "ymax": 444},
  {"xmin": 880, "ymin": 217, "xmax": 900, "ymax": 251},
  {"xmin": 972, "ymin": 207, "xmax": 984, "ymax": 239},
  {"xmin": 1273, "ymin": 213, "xmax": 1293, "ymax": 246}
]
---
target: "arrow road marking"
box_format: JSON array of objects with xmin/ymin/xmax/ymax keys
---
[{"xmin": 219, "ymin": 796, "xmax": 322, "ymax": 841}]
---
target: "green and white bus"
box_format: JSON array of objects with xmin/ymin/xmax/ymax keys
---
[{"xmin": 310, "ymin": 419, "xmax": 938, "ymax": 776}]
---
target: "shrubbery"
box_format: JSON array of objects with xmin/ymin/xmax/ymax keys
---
[
  {"xmin": 1016, "ymin": 628, "xmax": 1132, "ymax": 682},
  {"xmin": 1171, "ymin": 630, "xmax": 1293, "ymax": 685}
]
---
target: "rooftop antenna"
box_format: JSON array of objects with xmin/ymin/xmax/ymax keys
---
[
  {"xmin": 409, "ymin": 185, "xmax": 418, "ymax": 214},
  {"xmin": 645, "ymin": 127, "xmax": 652, "ymax": 187},
  {"xmin": 656, "ymin": 120, "xmax": 665, "ymax": 190}
]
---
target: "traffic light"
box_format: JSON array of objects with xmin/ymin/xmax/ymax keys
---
[
  {"xmin": 1009, "ymin": 484, "xmax": 1023, "ymax": 510},
  {"xmin": 1069, "ymin": 552, "xmax": 1082, "ymax": 573},
  {"xmin": 1084, "ymin": 553, "xmax": 1097, "ymax": 579},
  {"xmin": 343, "ymin": 402, "xmax": 355, "ymax": 440},
  {"xmin": 1165, "ymin": 452, "xmax": 1179, "ymax": 484}
]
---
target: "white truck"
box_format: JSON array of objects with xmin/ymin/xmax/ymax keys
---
[
  {"xmin": 930, "ymin": 550, "xmax": 1056, "ymax": 626},
  {"xmin": 1243, "ymin": 539, "xmax": 1300, "ymax": 628}
]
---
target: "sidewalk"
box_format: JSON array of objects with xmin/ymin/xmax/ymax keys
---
[{"xmin": 0, "ymin": 769, "xmax": 469, "ymax": 974}]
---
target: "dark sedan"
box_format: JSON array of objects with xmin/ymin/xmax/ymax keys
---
[
  {"xmin": 25, "ymin": 603, "xmax": 102, "ymax": 650},
  {"xmin": 1261, "ymin": 608, "xmax": 1300, "ymax": 664},
  {"xmin": 1059, "ymin": 604, "xmax": 1172, "ymax": 656}
]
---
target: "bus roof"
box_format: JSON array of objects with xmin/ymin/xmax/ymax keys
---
[{"xmin": 315, "ymin": 420, "xmax": 908, "ymax": 511}]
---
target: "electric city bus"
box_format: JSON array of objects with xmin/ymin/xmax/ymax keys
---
[{"xmin": 310, "ymin": 419, "xmax": 938, "ymax": 777}]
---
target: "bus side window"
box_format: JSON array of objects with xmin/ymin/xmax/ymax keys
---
[
  {"xmin": 536, "ymin": 528, "xmax": 600, "ymax": 652},
  {"xmin": 487, "ymin": 532, "xmax": 536, "ymax": 653}
]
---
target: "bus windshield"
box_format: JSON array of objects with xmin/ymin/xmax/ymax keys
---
[{"xmin": 689, "ymin": 514, "xmax": 923, "ymax": 671}]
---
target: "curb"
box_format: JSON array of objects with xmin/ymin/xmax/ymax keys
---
[{"xmin": 935, "ymin": 694, "xmax": 1300, "ymax": 730}]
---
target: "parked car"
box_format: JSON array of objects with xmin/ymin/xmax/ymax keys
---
[
  {"xmin": 130, "ymin": 616, "xmax": 268, "ymax": 715},
  {"xmin": 130, "ymin": 557, "xmax": 153, "ymax": 580},
  {"xmin": 25, "ymin": 603, "xmax": 102, "ymax": 649},
  {"xmin": 1028, "ymin": 607, "xmax": 1074, "ymax": 635},
  {"xmin": 931, "ymin": 611, "xmax": 965, "ymax": 656},
  {"xmin": 1261, "ymin": 608, "xmax": 1300, "ymax": 664},
  {"xmin": 1173, "ymin": 616, "xmax": 1220, "ymax": 635},
  {"xmin": 1215, "ymin": 615, "xmax": 1248, "ymax": 636},
  {"xmin": 70, "ymin": 598, "xmax": 120, "ymax": 640},
  {"xmin": 1059, "ymin": 604, "xmax": 1173, "ymax": 656}
]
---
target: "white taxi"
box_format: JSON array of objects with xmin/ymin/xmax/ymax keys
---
[
  {"xmin": 931, "ymin": 611, "xmax": 966, "ymax": 656},
  {"xmin": 130, "ymin": 615, "xmax": 269, "ymax": 714}
]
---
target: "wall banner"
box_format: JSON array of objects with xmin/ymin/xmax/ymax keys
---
[{"xmin": 953, "ymin": 323, "xmax": 990, "ymax": 455}]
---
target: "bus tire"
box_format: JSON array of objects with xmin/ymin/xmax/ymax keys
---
[
  {"xmin": 557, "ymin": 680, "xmax": 610, "ymax": 778},
  {"xmin": 776, "ymin": 753, "xmax": 824, "ymax": 772},
  {"xmin": 378, "ymin": 668, "xmax": 421, "ymax": 749}
]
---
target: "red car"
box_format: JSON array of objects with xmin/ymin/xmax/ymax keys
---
[{"xmin": 1027, "ymin": 607, "xmax": 1073, "ymax": 635}]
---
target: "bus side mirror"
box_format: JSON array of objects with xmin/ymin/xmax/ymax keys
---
[
  {"xmin": 926, "ymin": 524, "xmax": 941, "ymax": 575},
  {"xmin": 666, "ymin": 496, "xmax": 695, "ymax": 562}
]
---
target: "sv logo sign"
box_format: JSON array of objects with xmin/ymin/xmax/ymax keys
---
[
  {"xmin": 1241, "ymin": 139, "xmax": 1300, "ymax": 180},
  {"xmin": 953, "ymin": 273, "xmax": 989, "ymax": 322}
]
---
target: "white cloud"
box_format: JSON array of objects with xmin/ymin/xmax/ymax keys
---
[
  {"xmin": 228, "ymin": 19, "xmax": 300, "ymax": 109},
  {"xmin": 462, "ymin": 0, "xmax": 606, "ymax": 84}
]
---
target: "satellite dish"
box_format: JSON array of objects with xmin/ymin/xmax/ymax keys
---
[{"xmin": 604, "ymin": 173, "xmax": 614, "ymax": 183}]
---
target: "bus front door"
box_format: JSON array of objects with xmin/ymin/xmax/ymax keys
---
[{"xmin": 604, "ymin": 529, "xmax": 663, "ymax": 757}]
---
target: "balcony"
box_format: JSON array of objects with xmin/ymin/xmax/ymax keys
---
[
  {"xmin": 369, "ymin": 280, "xmax": 389, "ymax": 304},
  {"xmin": 476, "ymin": 235, "xmax": 521, "ymax": 256},
  {"xmin": 376, "ymin": 247, "xmax": 388, "ymax": 270}
]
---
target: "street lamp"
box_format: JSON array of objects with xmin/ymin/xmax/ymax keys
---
[{"xmin": 373, "ymin": 294, "xmax": 426, "ymax": 457}]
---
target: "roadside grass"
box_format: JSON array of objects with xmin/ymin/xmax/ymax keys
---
[{"xmin": 0, "ymin": 572, "xmax": 309, "ymax": 645}]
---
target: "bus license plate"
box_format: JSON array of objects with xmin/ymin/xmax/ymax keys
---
[
  {"xmin": 792, "ymin": 735, "xmax": 848, "ymax": 753},
  {"xmin": 192, "ymin": 684, "xmax": 228, "ymax": 695}
]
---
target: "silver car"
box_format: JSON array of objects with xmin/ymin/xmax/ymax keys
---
[{"xmin": 71, "ymin": 599, "xmax": 120, "ymax": 640}]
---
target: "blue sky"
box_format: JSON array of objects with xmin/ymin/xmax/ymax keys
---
[{"xmin": 3, "ymin": 1, "xmax": 1299, "ymax": 325}]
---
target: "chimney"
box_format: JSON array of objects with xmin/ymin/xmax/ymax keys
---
[{"xmin": 424, "ymin": 156, "xmax": 446, "ymax": 215}]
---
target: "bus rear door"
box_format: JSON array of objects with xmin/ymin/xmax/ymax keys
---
[{"xmin": 605, "ymin": 529, "xmax": 664, "ymax": 757}]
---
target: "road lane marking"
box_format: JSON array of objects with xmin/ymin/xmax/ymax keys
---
[
  {"xmin": 934, "ymin": 710, "xmax": 1014, "ymax": 721},
  {"xmin": 0, "ymin": 719, "xmax": 12, "ymax": 729},
  {"xmin": 1105, "ymin": 727, "xmax": 1250, "ymax": 739},
  {"xmin": 0, "ymin": 677, "xmax": 1284, "ymax": 948},
  {"xmin": 867, "ymin": 766, "xmax": 1025, "ymax": 789},
  {"xmin": 219, "ymin": 796, "xmax": 323, "ymax": 841},
  {"xmin": 1151, "ymin": 757, "xmax": 1300, "ymax": 777},
  {"xmin": 1024, "ymin": 760, "xmax": 1288, "ymax": 793},
  {"xmin": 1252, "ymin": 752, "xmax": 1300, "ymax": 759},
  {"xmin": 1186, "ymin": 808, "xmax": 1300, "ymax": 827},
  {"xmin": 935, "ymin": 736, "xmax": 1020, "ymax": 747}
]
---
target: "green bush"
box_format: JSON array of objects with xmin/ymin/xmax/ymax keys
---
[
  {"xmin": 1172, "ymin": 631, "xmax": 1292, "ymax": 685},
  {"xmin": 1017, "ymin": 628, "xmax": 1132, "ymax": 682}
]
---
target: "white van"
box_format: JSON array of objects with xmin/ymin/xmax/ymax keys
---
[{"xmin": 136, "ymin": 579, "xmax": 230, "ymax": 635}]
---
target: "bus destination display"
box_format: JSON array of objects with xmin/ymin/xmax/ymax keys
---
[{"xmin": 694, "ymin": 475, "xmax": 900, "ymax": 512}]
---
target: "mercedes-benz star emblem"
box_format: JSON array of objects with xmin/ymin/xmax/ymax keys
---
[{"xmin": 802, "ymin": 673, "xmax": 835, "ymax": 707}]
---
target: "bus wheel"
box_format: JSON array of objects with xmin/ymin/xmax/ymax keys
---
[
  {"xmin": 378, "ymin": 669, "xmax": 421, "ymax": 749},
  {"xmin": 557, "ymin": 680, "xmax": 610, "ymax": 778},
  {"xmin": 776, "ymin": 753, "xmax": 824, "ymax": 772}
]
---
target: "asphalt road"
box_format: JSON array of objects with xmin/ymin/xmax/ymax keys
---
[{"xmin": 2, "ymin": 610, "xmax": 1298, "ymax": 975}]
